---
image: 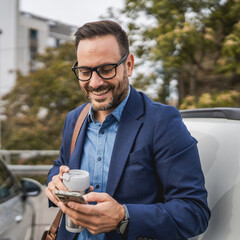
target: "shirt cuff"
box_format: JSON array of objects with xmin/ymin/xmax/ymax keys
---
[{"xmin": 123, "ymin": 204, "xmax": 129, "ymax": 219}]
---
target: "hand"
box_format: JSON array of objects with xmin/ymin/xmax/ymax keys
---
[
  {"xmin": 45, "ymin": 165, "xmax": 70, "ymax": 206},
  {"xmin": 57, "ymin": 192, "xmax": 125, "ymax": 234}
]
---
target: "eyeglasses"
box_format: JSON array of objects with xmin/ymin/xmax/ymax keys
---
[{"xmin": 72, "ymin": 54, "xmax": 128, "ymax": 81}]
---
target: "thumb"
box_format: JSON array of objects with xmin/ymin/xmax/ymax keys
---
[
  {"xmin": 84, "ymin": 192, "xmax": 110, "ymax": 203},
  {"xmin": 59, "ymin": 165, "xmax": 69, "ymax": 176}
]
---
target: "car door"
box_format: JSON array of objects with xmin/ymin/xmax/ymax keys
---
[{"xmin": 0, "ymin": 159, "xmax": 33, "ymax": 240}]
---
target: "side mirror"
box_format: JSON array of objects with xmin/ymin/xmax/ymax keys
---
[{"xmin": 21, "ymin": 178, "xmax": 42, "ymax": 197}]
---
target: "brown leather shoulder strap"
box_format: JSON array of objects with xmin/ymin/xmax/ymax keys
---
[
  {"xmin": 46, "ymin": 210, "xmax": 63, "ymax": 240},
  {"xmin": 43, "ymin": 103, "xmax": 90, "ymax": 240},
  {"xmin": 70, "ymin": 103, "xmax": 90, "ymax": 157}
]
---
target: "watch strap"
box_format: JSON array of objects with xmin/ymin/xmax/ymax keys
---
[{"xmin": 117, "ymin": 205, "xmax": 129, "ymax": 236}]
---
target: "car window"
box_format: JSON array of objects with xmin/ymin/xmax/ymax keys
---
[{"xmin": 0, "ymin": 160, "xmax": 20, "ymax": 203}]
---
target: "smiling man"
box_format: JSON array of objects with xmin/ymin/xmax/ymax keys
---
[
  {"xmin": 45, "ymin": 20, "xmax": 210, "ymax": 240},
  {"xmin": 76, "ymin": 35, "xmax": 132, "ymax": 123}
]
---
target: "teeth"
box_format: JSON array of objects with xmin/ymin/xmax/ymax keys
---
[{"xmin": 92, "ymin": 89, "xmax": 109, "ymax": 95}]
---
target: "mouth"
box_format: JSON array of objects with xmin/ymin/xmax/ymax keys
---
[
  {"xmin": 89, "ymin": 87, "xmax": 112, "ymax": 102},
  {"xmin": 91, "ymin": 88, "xmax": 110, "ymax": 96}
]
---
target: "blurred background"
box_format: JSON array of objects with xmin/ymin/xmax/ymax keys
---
[
  {"xmin": 0, "ymin": 0, "xmax": 240, "ymax": 238},
  {"xmin": 0, "ymin": 0, "xmax": 125, "ymax": 170},
  {"xmin": 1, "ymin": 0, "xmax": 240, "ymax": 161}
]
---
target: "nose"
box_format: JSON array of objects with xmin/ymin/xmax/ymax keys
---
[{"xmin": 89, "ymin": 71, "xmax": 104, "ymax": 89}]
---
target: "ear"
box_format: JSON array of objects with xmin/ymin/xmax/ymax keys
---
[{"xmin": 126, "ymin": 54, "xmax": 134, "ymax": 77}]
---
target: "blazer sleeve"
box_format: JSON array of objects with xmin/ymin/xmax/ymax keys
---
[{"xmin": 125, "ymin": 106, "xmax": 210, "ymax": 240}]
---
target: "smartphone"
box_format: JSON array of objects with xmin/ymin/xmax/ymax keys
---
[{"xmin": 55, "ymin": 190, "xmax": 87, "ymax": 205}]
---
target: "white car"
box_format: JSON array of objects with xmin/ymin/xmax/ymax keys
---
[
  {"xmin": 181, "ymin": 107, "xmax": 240, "ymax": 240},
  {"xmin": 0, "ymin": 157, "xmax": 42, "ymax": 240}
]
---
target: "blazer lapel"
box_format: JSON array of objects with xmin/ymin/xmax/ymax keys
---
[{"xmin": 106, "ymin": 87, "xmax": 144, "ymax": 197}]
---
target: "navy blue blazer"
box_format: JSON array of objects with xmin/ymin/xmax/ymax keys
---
[{"xmin": 48, "ymin": 86, "xmax": 210, "ymax": 240}]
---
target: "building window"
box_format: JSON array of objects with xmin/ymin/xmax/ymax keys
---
[
  {"xmin": 56, "ymin": 38, "xmax": 60, "ymax": 47},
  {"xmin": 29, "ymin": 29, "xmax": 38, "ymax": 65}
]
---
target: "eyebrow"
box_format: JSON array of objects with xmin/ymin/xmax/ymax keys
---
[{"xmin": 77, "ymin": 61, "xmax": 117, "ymax": 69}]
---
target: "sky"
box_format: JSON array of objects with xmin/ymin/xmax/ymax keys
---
[{"xmin": 20, "ymin": 0, "xmax": 124, "ymax": 27}]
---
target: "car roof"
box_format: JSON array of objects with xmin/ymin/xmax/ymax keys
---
[{"xmin": 180, "ymin": 107, "xmax": 240, "ymax": 120}]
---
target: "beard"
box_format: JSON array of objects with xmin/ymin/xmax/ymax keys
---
[{"xmin": 81, "ymin": 69, "xmax": 129, "ymax": 112}]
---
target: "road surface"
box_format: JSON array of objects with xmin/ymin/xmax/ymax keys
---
[{"xmin": 31, "ymin": 187, "xmax": 59, "ymax": 240}]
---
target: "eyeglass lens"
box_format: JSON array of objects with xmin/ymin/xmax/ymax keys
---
[
  {"xmin": 76, "ymin": 65, "xmax": 116, "ymax": 81},
  {"xmin": 73, "ymin": 54, "xmax": 128, "ymax": 81}
]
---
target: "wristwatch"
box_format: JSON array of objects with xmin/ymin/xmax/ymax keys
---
[{"xmin": 117, "ymin": 205, "xmax": 129, "ymax": 235}]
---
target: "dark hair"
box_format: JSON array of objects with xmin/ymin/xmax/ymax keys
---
[{"xmin": 74, "ymin": 20, "xmax": 129, "ymax": 56}]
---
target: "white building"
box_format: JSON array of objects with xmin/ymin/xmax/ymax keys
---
[{"xmin": 0, "ymin": 0, "xmax": 77, "ymax": 97}]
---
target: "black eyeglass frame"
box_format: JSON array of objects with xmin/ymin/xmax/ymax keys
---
[{"xmin": 72, "ymin": 54, "xmax": 128, "ymax": 81}]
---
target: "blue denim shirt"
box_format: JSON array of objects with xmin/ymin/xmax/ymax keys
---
[{"xmin": 78, "ymin": 88, "xmax": 130, "ymax": 240}]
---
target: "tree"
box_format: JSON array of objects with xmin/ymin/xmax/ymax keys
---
[
  {"xmin": 1, "ymin": 42, "xmax": 86, "ymax": 150},
  {"xmin": 120, "ymin": 0, "xmax": 240, "ymax": 105},
  {"xmin": 180, "ymin": 90, "xmax": 240, "ymax": 109}
]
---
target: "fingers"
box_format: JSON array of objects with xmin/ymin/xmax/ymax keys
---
[
  {"xmin": 51, "ymin": 174, "xmax": 68, "ymax": 191},
  {"xmin": 89, "ymin": 185, "xmax": 94, "ymax": 192},
  {"xmin": 57, "ymin": 193, "xmax": 124, "ymax": 235},
  {"xmin": 45, "ymin": 165, "xmax": 70, "ymax": 204},
  {"xmin": 84, "ymin": 192, "xmax": 110, "ymax": 203},
  {"xmin": 45, "ymin": 186, "xmax": 59, "ymax": 206},
  {"xmin": 51, "ymin": 165, "xmax": 69, "ymax": 191},
  {"xmin": 68, "ymin": 192, "xmax": 112, "ymax": 213},
  {"xmin": 57, "ymin": 202, "xmax": 106, "ymax": 234}
]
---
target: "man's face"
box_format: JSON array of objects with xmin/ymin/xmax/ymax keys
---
[{"xmin": 76, "ymin": 35, "xmax": 133, "ymax": 113}]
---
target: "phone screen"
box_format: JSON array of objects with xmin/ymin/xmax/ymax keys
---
[{"xmin": 55, "ymin": 190, "xmax": 87, "ymax": 205}]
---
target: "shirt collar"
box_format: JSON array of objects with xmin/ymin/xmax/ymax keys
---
[{"xmin": 88, "ymin": 86, "xmax": 131, "ymax": 123}]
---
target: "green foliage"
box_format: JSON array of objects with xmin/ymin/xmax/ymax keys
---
[
  {"xmin": 180, "ymin": 90, "xmax": 240, "ymax": 109},
  {"xmin": 120, "ymin": 0, "xmax": 240, "ymax": 105},
  {"xmin": 1, "ymin": 42, "xmax": 86, "ymax": 150},
  {"xmin": 9, "ymin": 153, "xmax": 58, "ymax": 165}
]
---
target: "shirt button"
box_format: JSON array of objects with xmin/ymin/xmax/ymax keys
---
[
  {"xmin": 96, "ymin": 185, "xmax": 100, "ymax": 189},
  {"xmin": 100, "ymin": 129, "xmax": 105, "ymax": 134},
  {"xmin": 97, "ymin": 157, "xmax": 101, "ymax": 161}
]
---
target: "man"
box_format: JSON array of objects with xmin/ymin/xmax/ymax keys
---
[{"xmin": 45, "ymin": 20, "xmax": 210, "ymax": 240}]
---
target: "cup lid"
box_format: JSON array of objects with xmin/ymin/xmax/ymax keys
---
[{"xmin": 62, "ymin": 170, "xmax": 89, "ymax": 182}]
